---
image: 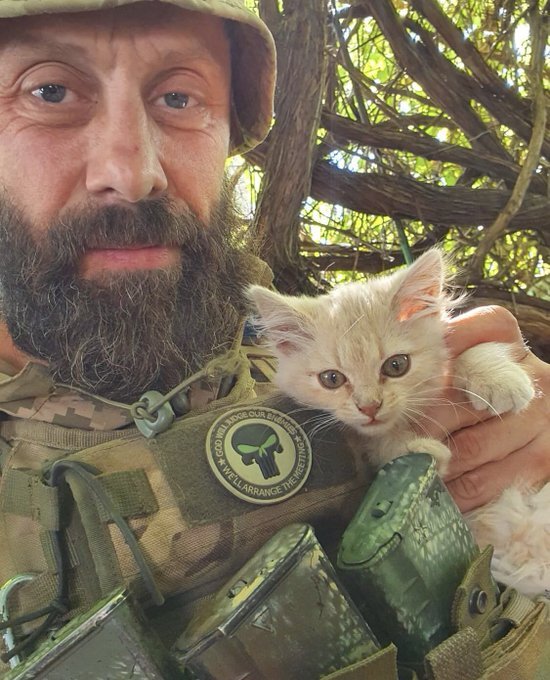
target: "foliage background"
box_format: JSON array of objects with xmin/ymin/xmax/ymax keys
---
[{"xmin": 231, "ymin": 0, "xmax": 549, "ymax": 358}]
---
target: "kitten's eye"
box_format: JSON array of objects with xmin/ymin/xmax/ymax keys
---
[
  {"xmin": 318, "ymin": 370, "xmax": 347, "ymax": 389},
  {"xmin": 381, "ymin": 354, "xmax": 410, "ymax": 377}
]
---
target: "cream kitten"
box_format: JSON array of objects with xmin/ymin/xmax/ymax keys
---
[
  {"xmin": 248, "ymin": 249, "xmax": 547, "ymax": 597},
  {"xmin": 248, "ymin": 249, "xmax": 533, "ymax": 472}
]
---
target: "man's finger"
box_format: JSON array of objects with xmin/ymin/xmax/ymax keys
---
[
  {"xmin": 419, "ymin": 384, "xmax": 495, "ymax": 438},
  {"xmin": 444, "ymin": 408, "xmax": 536, "ymax": 480},
  {"xmin": 446, "ymin": 433, "xmax": 550, "ymax": 512},
  {"xmin": 446, "ymin": 306, "xmax": 525, "ymax": 359}
]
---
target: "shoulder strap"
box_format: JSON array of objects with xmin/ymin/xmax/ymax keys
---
[{"xmin": 0, "ymin": 419, "xmax": 130, "ymax": 451}]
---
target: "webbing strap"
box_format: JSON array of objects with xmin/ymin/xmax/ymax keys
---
[
  {"xmin": 63, "ymin": 470, "xmax": 123, "ymax": 597},
  {"xmin": 0, "ymin": 419, "xmax": 130, "ymax": 450},
  {"xmin": 427, "ymin": 575, "xmax": 549, "ymax": 679},
  {"xmin": 424, "ymin": 627, "xmax": 483, "ymax": 680},
  {"xmin": 498, "ymin": 588, "xmax": 537, "ymax": 627},
  {"xmin": 482, "ymin": 600, "xmax": 550, "ymax": 679},
  {"xmin": 451, "ymin": 545, "xmax": 499, "ymax": 647},
  {"xmin": 0, "ymin": 468, "xmax": 60, "ymax": 530},
  {"xmin": 96, "ymin": 470, "xmax": 158, "ymax": 523},
  {"xmin": 0, "ymin": 434, "xmax": 11, "ymax": 474},
  {"xmin": 321, "ymin": 644, "xmax": 399, "ymax": 679},
  {"xmin": 40, "ymin": 529, "xmax": 79, "ymax": 572},
  {"xmin": 0, "ymin": 467, "xmax": 157, "ymax": 534}
]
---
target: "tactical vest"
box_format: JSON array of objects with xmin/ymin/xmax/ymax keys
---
[{"xmin": 0, "ymin": 347, "xmax": 549, "ymax": 679}]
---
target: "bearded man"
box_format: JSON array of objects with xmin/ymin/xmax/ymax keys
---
[{"xmin": 0, "ymin": 0, "xmax": 547, "ymax": 677}]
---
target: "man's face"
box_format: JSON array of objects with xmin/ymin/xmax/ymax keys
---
[
  {"xmin": 0, "ymin": 2, "xmax": 231, "ymax": 231},
  {"xmin": 0, "ymin": 3, "xmax": 252, "ymax": 402}
]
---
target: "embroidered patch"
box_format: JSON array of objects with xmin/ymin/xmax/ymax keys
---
[{"xmin": 206, "ymin": 406, "xmax": 312, "ymax": 505}]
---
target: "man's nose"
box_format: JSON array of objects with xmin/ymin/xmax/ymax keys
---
[{"xmin": 85, "ymin": 101, "xmax": 168, "ymax": 203}]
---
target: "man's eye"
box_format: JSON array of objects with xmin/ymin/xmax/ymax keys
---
[
  {"xmin": 163, "ymin": 92, "xmax": 190, "ymax": 109},
  {"xmin": 31, "ymin": 84, "xmax": 67, "ymax": 104}
]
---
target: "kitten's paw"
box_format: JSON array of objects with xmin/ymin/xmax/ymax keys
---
[
  {"xmin": 453, "ymin": 342, "xmax": 535, "ymax": 415},
  {"xmin": 405, "ymin": 437, "xmax": 451, "ymax": 475},
  {"xmin": 461, "ymin": 364, "xmax": 534, "ymax": 414}
]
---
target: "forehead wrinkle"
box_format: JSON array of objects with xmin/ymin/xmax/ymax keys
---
[
  {"xmin": 0, "ymin": 28, "xmax": 228, "ymax": 72},
  {"xmin": 159, "ymin": 47, "xmax": 230, "ymax": 67},
  {"xmin": 0, "ymin": 34, "xmax": 88, "ymax": 63}
]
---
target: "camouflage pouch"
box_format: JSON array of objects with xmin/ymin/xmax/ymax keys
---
[
  {"xmin": 173, "ymin": 523, "xmax": 386, "ymax": 680},
  {"xmin": 4, "ymin": 588, "xmax": 184, "ymax": 680},
  {"xmin": 425, "ymin": 546, "xmax": 550, "ymax": 680},
  {"xmin": 336, "ymin": 453, "xmax": 495, "ymax": 677}
]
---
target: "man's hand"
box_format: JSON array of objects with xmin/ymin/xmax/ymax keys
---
[{"xmin": 429, "ymin": 306, "xmax": 550, "ymax": 512}]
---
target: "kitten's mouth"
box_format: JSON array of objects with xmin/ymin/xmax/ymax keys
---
[{"xmin": 361, "ymin": 418, "xmax": 384, "ymax": 428}]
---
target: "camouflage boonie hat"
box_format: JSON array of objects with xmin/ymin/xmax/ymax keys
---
[{"xmin": 0, "ymin": 0, "xmax": 276, "ymax": 154}]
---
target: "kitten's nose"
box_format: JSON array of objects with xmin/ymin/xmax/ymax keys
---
[{"xmin": 357, "ymin": 401, "xmax": 382, "ymax": 419}]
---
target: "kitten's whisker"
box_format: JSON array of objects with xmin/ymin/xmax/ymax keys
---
[
  {"xmin": 407, "ymin": 396, "xmax": 461, "ymax": 420},
  {"xmin": 404, "ymin": 407, "xmax": 451, "ymax": 440},
  {"xmin": 283, "ymin": 405, "xmax": 321, "ymax": 418},
  {"xmin": 307, "ymin": 416, "xmax": 335, "ymax": 432},
  {"xmin": 308, "ymin": 414, "xmax": 343, "ymax": 440},
  {"xmin": 295, "ymin": 410, "xmax": 337, "ymax": 429},
  {"xmin": 342, "ymin": 314, "xmax": 365, "ymax": 338},
  {"xmin": 402, "ymin": 411, "xmax": 435, "ymax": 441},
  {"xmin": 407, "ymin": 397, "xmax": 456, "ymax": 406},
  {"xmin": 283, "ymin": 407, "xmax": 344, "ymax": 433},
  {"xmin": 452, "ymin": 387, "xmax": 502, "ymax": 419},
  {"xmin": 268, "ymin": 404, "xmax": 342, "ymax": 440},
  {"xmin": 409, "ymin": 375, "xmax": 447, "ymax": 391},
  {"xmin": 408, "ymin": 390, "xmax": 502, "ymax": 421}
]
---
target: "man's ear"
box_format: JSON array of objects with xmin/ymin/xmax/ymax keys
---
[
  {"xmin": 247, "ymin": 286, "xmax": 314, "ymax": 355},
  {"xmin": 392, "ymin": 249, "xmax": 445, "ymax": 322}
]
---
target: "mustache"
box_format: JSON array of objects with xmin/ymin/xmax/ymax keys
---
[
  {"xmin": 11, "ymin": 198, "xmax": 208, "ymax": 283},
  {"xmin": 51, "ymin": 199, "xmax": 200, "ymax": 252}
]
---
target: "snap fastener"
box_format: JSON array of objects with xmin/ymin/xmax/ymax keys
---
[{"xmin": 469, "ymin": 588, "xmax": 488, "ymax": 614}]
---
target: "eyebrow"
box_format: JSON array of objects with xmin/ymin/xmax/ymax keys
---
[
  {"xmin": 0, "ymin": 35, "xmax": 222, "ymax": 68},
  {"xmin": 0, "ymin": 34, "xmax": 88, "ymax": 60}
]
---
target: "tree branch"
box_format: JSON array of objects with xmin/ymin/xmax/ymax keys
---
[
  {"xmin": 409, "ymin": 0, "xmax": 550, "ymax": 159},
  {"xmin": 309, "ymin": 161, "xmax": 550, "ymax": 230},
  {"xmin": 322, "ymin": 112, "xmax": 547, "ymax": 194},
  {"xmin": 467, "ymin": 5, "xmax": 548, "ymax": 276},
  {"xmin": 362, "ymin": 0, "xmax": 518, "ymax": 162},
  {"xmin": 252, "ymin": 0, "xmax": 328, "ymax": 290}
]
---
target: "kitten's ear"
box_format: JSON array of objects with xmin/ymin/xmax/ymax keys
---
[
  {"xmin": 247, "ymin": 286, "xmax": 314, "ymax": 355},
  {"xmin": 393, "ymin": 249, "xmax": 445, "ymax": 322}
]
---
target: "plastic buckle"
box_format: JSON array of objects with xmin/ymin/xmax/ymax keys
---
[{"xmin": 133, "ymin": 391, "xmax": 175, "ymax": 438}]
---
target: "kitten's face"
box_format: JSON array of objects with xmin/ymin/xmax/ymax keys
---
[
  {"xmin": 272, "ymin": 294, "xmax": 449, "ymax": 435},
  {"xmin": 249, "ymin": 249, "xmax": 452, "ymax": 437}
]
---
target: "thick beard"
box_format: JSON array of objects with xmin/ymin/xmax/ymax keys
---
[{"xmin": 0, "ymin": 191, "xmax": 253, "ymax": 403}]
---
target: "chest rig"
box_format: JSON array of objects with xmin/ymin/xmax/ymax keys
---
[{"xmin": 0, "ymin": 344, "xmax": 372, "ymax": 668}]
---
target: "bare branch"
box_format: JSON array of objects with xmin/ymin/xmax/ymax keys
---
[{"xmin": 467, "ymin": 5, "xmax": 548, "ymax": 276}]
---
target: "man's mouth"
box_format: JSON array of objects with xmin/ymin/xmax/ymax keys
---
[{"xmin": 79, "ymin": 245, "xmax": 181, "ymax": 277}]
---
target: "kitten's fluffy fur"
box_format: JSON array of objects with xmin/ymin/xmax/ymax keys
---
[{"xmin": 248, "ymin": 249, "xmax": 547, "ymax": 598}]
